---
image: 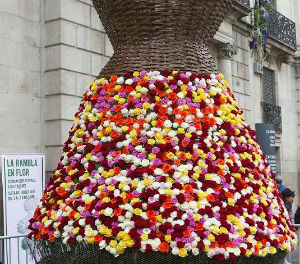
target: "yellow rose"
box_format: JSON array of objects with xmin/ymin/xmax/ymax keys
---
[
  {"xmin": 85, "ymin": 227, "xmax": 94, "ymax": 237},
  {"xmin": 116, "ymin": 245, "xmax": 125, "ymax": 254},
  {"xmin": 141, "ymin": 234, "xmax": 148, "ymax": 241},
  {"xmin": 109, "ymin": 240, "xmax": 118, "ymax": 248},
  {"xmin": 178, "ymin": 248, "xmax": 187, "ymax": 257},
  {"xmin": 87, "ymin": 237, "xmax": 94, "ymax": 244},
  {"xmin": 208, "ymin": 234, "xmax": 215, "ymax": 242}
]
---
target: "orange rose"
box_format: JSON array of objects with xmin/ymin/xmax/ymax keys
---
[
  {"xmin": 49, "ymin": 233, "xmax": 55, "ymax": 242},
  {"xmin": 94, "ymin": 235, "xmax": 103, "ymax": 244},
  {"xmin": 110, "ymin": 131, "xmax": 119, "ymax": 139},
  {"xmin": 146, "ymin": 210, "xmax": 156, "ymax": 218},
  {"xmin": 132, "ymin": 139, "xmax": 140, "ymax": 145},
  {"xmin": 225, "ymin": 192, "xmax": 234, "ymax": 198},
  {"xmin": 195, "ymin": 224, "xmax": 204, "ymax": 231},
  {"xmin": 158, "ymin": 242, "xmax": 169, "ymax": 253},
  {"xmin": 206, "ymin": 194, "xmax": 215, "ymax": 202},
  {"xmin": 162, "ymin": 202, "xmax": 172, "ymax": 209},
  {"xmin": 109, "ymin": 75, "xmax": 118, "ymax": 82},
  {"xmin": 168, "ymin": 92, "xmax": 178, "ymax": 101},
  {"xmin": 69, "ymin": 211, "xmax": 76, "ymax": 219},
  {"xmin": 183, "ymin": 229, "xmax": 191, "ymax": 237},
  {"xmin": 179, "ymin": 153, "xmax": 186, "ymax": 161},
  {"xmin": 162, "ymin": 163, "xmax": 172, "ymax": 173},
  {"xmin": 157, "ymin": 120, "xmax": 164, "ymax": 127},
  {"xmin": 181, "ymin": 140, "xmax": 189, "ymax": 148},
  {"xmin": 115, "ymin": 105, "xmax": 122, "ymax": 112},
  {"xmin": 183, "ymin": 185, "xmax": 193, "ymax": 193},
  {"xmin": 114, "ymin": 167, "xmax": 121, "ymax": 175}
]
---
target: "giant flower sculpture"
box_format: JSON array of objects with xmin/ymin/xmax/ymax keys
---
[{"xmin": 28, "ymin": 0, "xmax": 297, "ymax": 263}]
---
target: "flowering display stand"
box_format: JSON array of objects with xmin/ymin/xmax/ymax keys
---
[{"xmin": 29, "ymin": 0, "xmax": 297, "ymax": 263}]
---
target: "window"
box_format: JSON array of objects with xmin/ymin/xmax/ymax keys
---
[
  {"xmin": 261, "ymin": 67, "xmax": 282, "ymax": 133},
  {"xmin": 263, "ymin": 67, "xmax": 276, "ymax": 104},
  {"xmin": 275, "ymin": 146, "xmax": 281, "ymax": 174}
]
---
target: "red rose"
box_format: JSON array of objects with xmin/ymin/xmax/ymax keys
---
[
  {"xmin": 240, "ymin": 248, "xmax": 246, "ymax": 256},
  {"xmin": 146, "ymin": 244, "xmax": 153, "ymax": 252},
  {"xmin": 124, "ymin": 72, "xmax": 132, "ymax": 79},
  {"xmin": 133, "ymin": 241, "xmax": 141, "ymax": 248},
  {"xmin": 215, "ymin": 254, "xmax": 226, "ymax": 262},
  {"xmin": 190, "ymin": 74, "xmax": 196, "ymax": 81},
  {"xmin": 229, "ymin": 253, "xmax": 237, "ymax": 261},
  {"xmin": 177, "ymin": 241, "xmax": 185, "ymax": 248},
  {"xmin": 197, "ymin": 241, "xmax": 204, "ymax": 250},
  {"xmin": 67, "ymin": 237, "xmax": 75, "ymax": 244},
  {"xmin": 162, "ymin": 69, "xmax": 171, "ymax": 76}
]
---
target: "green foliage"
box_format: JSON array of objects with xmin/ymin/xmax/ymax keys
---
[{"xmin": 250, "ymin": 0, "xmax": 273, "ymax": 63}]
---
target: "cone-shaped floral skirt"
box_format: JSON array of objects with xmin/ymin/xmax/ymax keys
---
[{"xmin": 29, "ymin": 70, "xmax": 297, "ymax": 264}]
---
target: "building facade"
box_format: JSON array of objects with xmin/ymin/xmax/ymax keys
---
[{"xmin": 0, "ymin": 0, "xmax": 299, "ymax": 234}]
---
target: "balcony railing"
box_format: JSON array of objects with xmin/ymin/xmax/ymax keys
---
[
  {"xmin": 266, "ymin": 8, "xmax": 297, "ymax": 50},
  {"xmin": 262, "ymin": 102, "xmax": 282, "ymax": 133},
  {"xmin": 234, "ymin": 0, "xmax": 250, "ymax": 9}
]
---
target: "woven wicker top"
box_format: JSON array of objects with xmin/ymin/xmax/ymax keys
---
[{"xmin": 92, "ymin": 0, "xmax": 233, "ymax": 77}]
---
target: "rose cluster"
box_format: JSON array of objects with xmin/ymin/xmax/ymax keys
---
[{"xmin": 28, "ymin": 70, "xmax": 297, "ymax": 262}]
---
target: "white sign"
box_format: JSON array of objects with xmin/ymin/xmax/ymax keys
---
[{"xmin": 1, "ymin": 153, "xmax": 45, "ymax": 264}]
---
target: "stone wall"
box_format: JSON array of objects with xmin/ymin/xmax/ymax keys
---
[
  {"xmin": 293, "ymin": 0, "xmax": 300, "ymax": 195},
  {"xmin": 0, "ymin": 0, "xmax": 44, "ymax": 234},
  {"xmin": 44, "ymin": 0, "xmax": 112, "ymax": 176}
]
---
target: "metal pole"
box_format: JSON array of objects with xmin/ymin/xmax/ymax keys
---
[
  {"xmin": 9, "ymin": 238, "xmax": 11, "ymax": 264},
  {"xmin": 26, "ymin": 241, "xmax": 29, "ymax": 264},
  {"xmin": 298, "ymin": 229, "xmax": 300, "ymax": 264},
  {"xmin": 17, "ymin": 237, "xmax": 20, "ymax": 264}
]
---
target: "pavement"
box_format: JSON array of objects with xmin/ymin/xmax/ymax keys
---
[{"xmin": 286, "ymin": 230, "xmax": 300, "ymax": 264}]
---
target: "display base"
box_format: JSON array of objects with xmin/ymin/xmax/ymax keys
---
[{"xmin": 37, "ymin": 246, "xmax": 286, "ymax": 264}]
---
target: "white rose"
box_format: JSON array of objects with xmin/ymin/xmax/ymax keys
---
[
  {"xmin": 76, "ymin": 235, "xmax": 83, "ymax": 242},
  {"xmin": 192, "ymin": 248, "xmax": 199, "ymax": 255},
  {"xmin": 117, "ymin": 77, "xmax": 124, "ymax": 84},
  {"xmin": 189, "ymin": 201, "xmax": 197, "ymax": 210},
  {"xmin": 125, "ymin": 211, "xmax": 133, "ymax": 219},
  {"xmin": 118, "ymin": 216, "xmax": 125, "ymax": 222},
  {"xmin": 99, "ymin": 240, "xmax": 106, "ymax": 249},
  {"xmin": 172, "ymin": 247, "xmax": 179, "ymax": 255},
  {"xmin": 233, "ymin": 248, "xmax": 241, "ymax": 256},
  {"xmin": 149, "ymin": 84, "xmax": 156, "ymax": 89},
  {"xmin": 79, "ymin": 219, "xmax": 85, "ymax": 226},
  {"xmin": 168, "ymin": 130, "xmax": 176, "ymax": 137},
  {"xmin": 114, "ymin": 189, "xmax": 121, "ymax": 197},
  {"xmin": 44, "ymin": 220, "xmax": 52, "ymax": 227},
  {"xmin": 152, "ymin": 182, "xmax": 161, "ymax": 189},
  {"xmin": 141, "ymin": 159, "xmax": 150, "ymax": 167},
  {"xmin": 164, "ymin": 120, "xmax": 172, "ymax": 128},
  {"xmin": 181, "ymin": 213, "xmax": 188, "ymax": 220},
  {"xmin": 153, "ymin": 238, "xmax": 161, "ymax": 248},
  {"xmin": 104, "ymin": 208, "xmax": 113, "ymax": 217},
  {"xmin": 54, "ymin": 231, "xmax": 61, "ymax": 238},
  {"xmin": 133, "ymin": 158, "xmax": 141, "ymax": 166},
  {"xmin": 207, "ymin": 249, "xmax": 216, "ymax": 258},
  {"xmin": 173, "ymin": 122, "xmax": 179, "ymax": 128},
  {"xmin": 154, "ymin": 168, "xmax": 163, "ymax": 175},
  {"xmin": 125, "ymin": 79, "xmax": 133, "ymax": 85},
  {"xmin": 143, "ymin": 123, "xmax": 150, "ymax": 130},
  {"xmin": 173, "ymin": 189, "xmax": 180, "ymax": 195},
  {"xmin": 181, "ymin": 122, "xmax": 189, "ymax": 129},
  {"xmin": 141, "ymin": 87, "xmax": 148, "ymax": 93},
  {"xmin": 203, "ymin": 239, "xmax": 211, "ymax": 246}
]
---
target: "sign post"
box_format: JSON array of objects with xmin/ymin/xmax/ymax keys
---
[
  {"xmin": 255, "ymin": 123, "xmax": 277, "ymax": 174},
  {"xmin": 1, "ymin": 153, "xmax": 45, "ymax": 264}
]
